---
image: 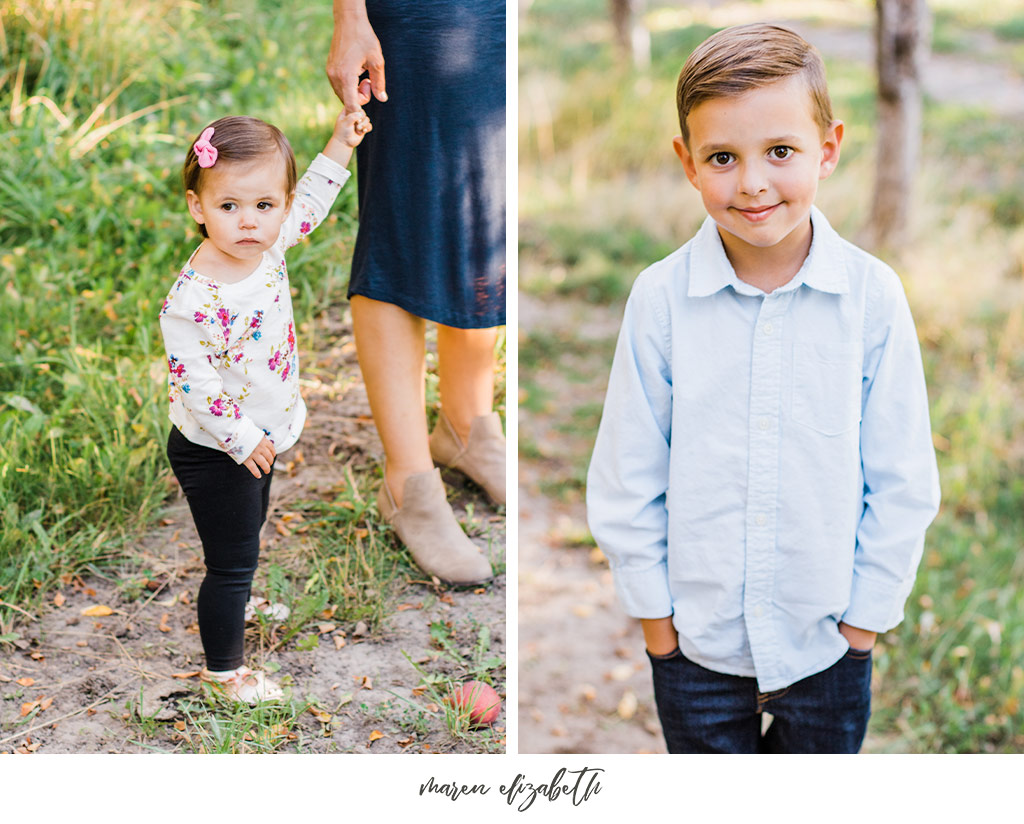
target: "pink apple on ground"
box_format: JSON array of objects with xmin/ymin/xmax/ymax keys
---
[{"xmin": 448, "ymin": 680, "xmax": 502, "ymax": 727}]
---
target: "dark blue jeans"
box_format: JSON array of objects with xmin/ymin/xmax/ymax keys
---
[{"xmin": 648, "ymin": 646, "xmax": 872, "ymax": 753}]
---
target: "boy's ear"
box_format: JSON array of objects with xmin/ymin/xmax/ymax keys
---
[
  {"xmin": 818, "ymin": 120, "xmax": 844, "ymax": 181},
  {"xmin": 185, "ymin": 190, "xmax": 205, "ymax": 226},
  {"xmin": 672, "ymin": 136, "xmax": 701, "ymax": 190}
]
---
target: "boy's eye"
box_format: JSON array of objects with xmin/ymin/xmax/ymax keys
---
[
  {"xmin": 220, "ymin": 203, "xmax": 236, "ymax": 212},
  {"xmin": 709, "ymin": 152, "xmax": 733, "ymax": 167},
  {"xmin": 770, "ymin": 146, "xmax": 793, "ymax": 160},
  {"xmin": 257, "ymin": 201, "xmax": 274, "ymax": 211}
]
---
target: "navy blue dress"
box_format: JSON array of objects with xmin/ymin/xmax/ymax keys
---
[{"xmin": 347, "ymin": 0, "xmax": 506, "ymax": 329}]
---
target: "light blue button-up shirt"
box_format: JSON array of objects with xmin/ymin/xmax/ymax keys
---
[{"xmin": 586, "ymin": 207, "xmax": 940, "ymax": 692}]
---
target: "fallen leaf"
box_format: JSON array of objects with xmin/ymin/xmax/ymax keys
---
[
  {"xmin": 439, "ymin": 593, "xmax": 455, "ymax": 606},
  {"xmin": 359, "ymin": 675, "xmax": 373, "ymax": 690},
  {"xmin": 174, "ymin": 721, "xmax": 186, "ymax": 731},
  {"xmin": 353, "ymin": 621, "xmax": 368, "ymax": 637},
  {"xmin": 75, "ymin": 641, "xmax": 89, "ymax": 648},
  {"xmin": 171, "ymin": 671, "xmax": 201, "ymax": 679},
  {"xmin": 618, "ymin": 689, "xmax": 638, "ymax": 720},
  {"xmin": 396, "ymin": 603, "xmax": 422, "ymax": 611},
  {"xmin": 354, "ymin": 528, "xmax": 369, "ymax": 539},
  {"xmin": 411, "ymin": 686, "xmax": 428, "ymax": 697},
  {"xmin": 20, "ymin": 701, "xmax": 39, "ymax": 716},
  {"xmin": 53, "ymin": 592, "xmax": 65, "ymax": 607},
  {"xmin": 338, "ymin": 501, "xmax": 355, "ymax": 510},
  {"xmin": 160, "ymin": 518, "xmax": 176, "ymax": 527},
  {"xmin": 425, "ymin": 702, "xmax": 440, "ymax": 713},
  {"xmin": 333, "ymin": 636, "xmax": 346, "ymax": 650},
  {"xmin": 307, "ymin": 707, "xmax": 332, "ymax": 723},
  {"xmin": 274, "ymin": 520, "xmax": 291, "ymax": 537},
  {"xmin": 320, "ymin": 605, "xmax": 337, "ymax": 620},
  {"xmin": 158, "ymin": 613, "xmax": 172, "ymax": 633},
  {"xmin": 397, "ymin": 735, "xmax": 416, "ymax": 748},
  {"xmin": 368, "ymin": 730, "xmax": 384, "ymax": 744},
  {"xmin": 317, "ymin": 622, "xmax": 337, "ymax": 635},
  {"xmin": 473, "ymin": 588, "xmax": 486, "ymax": 595},
  {"xmin": 39, "ymin": 697, "xmax": 53, "ymax": 712},
  {"xmin": 16, "ymin": 677, "xmax": 35, "ymax": 687},
  {"xmin": 81, "ymin": 604, "xmax": 113, "ymax": 616}
]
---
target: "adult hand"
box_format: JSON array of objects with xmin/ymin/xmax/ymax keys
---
[
  {"xmin": 326, "ymin": 3, "xmax": 387, "ymax": 113},
  {"xmin": 242, "ymin": 436, "xmax": 276, "ymax": 479}
]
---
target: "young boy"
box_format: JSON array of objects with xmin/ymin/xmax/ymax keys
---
[{"xmin": 586, "ymin": 23, "xmax": 940, "ymax": 753}]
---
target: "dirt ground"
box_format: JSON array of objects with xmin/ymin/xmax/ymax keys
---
[{"xmin": 0, "ymin": 305, "xmax": 505, "ymax": 754}]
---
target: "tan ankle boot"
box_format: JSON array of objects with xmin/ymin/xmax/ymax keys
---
[
  {"xmin": 377, "ymin": 468, "xmax": 493, "ymax": 585},
  {"xmin": 429, "ymin": 410, "xmax": 506, "ymax": 506}
]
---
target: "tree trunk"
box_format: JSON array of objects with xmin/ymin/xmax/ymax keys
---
[
  {"xmin": 868, "ymin": 0, "xmax": 930, "ymax": 251},
  {"xmin": 609, "ymin": 0, "xmax": 650, "ymax": 70}
]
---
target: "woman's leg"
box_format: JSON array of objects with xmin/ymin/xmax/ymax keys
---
[
  {"xmin": 435, "ymin": 324, "xmax": 499, "ymax": 443},
  {"xmin": 431, "ymin": 324, "xmax": 505, "ymax": 506},
  {"xmin": 350, "ymin": 295, "xmax": 434, "ymax": 506},
  {"xmin": 350, "ymin": 296, "xmax": 492, "ymax": 584}
]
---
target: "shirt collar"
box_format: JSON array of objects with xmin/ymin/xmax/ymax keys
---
[{"xmin": 687, "ymin": 205, "xmax": 849, "ymax": 297}]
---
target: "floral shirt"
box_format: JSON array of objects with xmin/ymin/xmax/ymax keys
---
[{"xmin": 159, "ymin": 154, "xmax": 350, "ymax": 463}]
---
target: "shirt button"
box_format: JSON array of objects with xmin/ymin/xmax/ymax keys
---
[
  {"xmin": 759, "ymin": 417, "xmax": 771, "ymax": 431},
  {"xmin": 756, "ymin": 513, "xmax": 767, "ymax": 526},
  {"xmin": 763, "ymin": 322, "xmax": 774, "ymax": 335}
]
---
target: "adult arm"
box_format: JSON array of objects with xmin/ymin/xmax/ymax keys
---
[
  {"xmin": 843, "ymin": 268, "xmax": 941, "ymax": 634},
  {"xmin": 327, "ymin": 0, "xmax": 387, "ymax": 113},
  {"xmin": 586, "ymin": 275, "xmax": 675, "ymax": 627}
]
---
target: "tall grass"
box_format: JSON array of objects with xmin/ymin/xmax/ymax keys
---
[
  {"xmin": 0, "ymin": 0, "xmax": 359, "ymax": 618},
  {"xmin": 520, "ymin": 0, "xmax": 1024, "ymax": 752}
]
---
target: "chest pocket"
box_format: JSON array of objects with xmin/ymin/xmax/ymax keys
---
[{"xmin": 791, "ymin": 342, "xmax": 862, "ymax": 436}]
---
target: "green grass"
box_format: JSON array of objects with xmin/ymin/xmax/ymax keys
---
[
  {"xmin": 520, "ymin": 0, "xmax": 1024, "ymax": 752},
  {"xmin": 0, "ymin": 0, "xmax": 361, "ymax": 617}
]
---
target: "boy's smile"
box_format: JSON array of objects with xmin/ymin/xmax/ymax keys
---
[
  {"xmin": 186, "ymin": 154, "xmax": 294, "ymax": 282},
  {"xmin": 673, "ymin": 75, "xmax": 843, "ymax": 289}
]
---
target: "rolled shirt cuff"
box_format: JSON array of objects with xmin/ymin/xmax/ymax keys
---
[
  {"xmin": 840, "ymin": 568, "xmax": 911, "ymax": 633},
  {"xmin": 610, "ymin": 559, "xmax": 674, "ymax": 619}
]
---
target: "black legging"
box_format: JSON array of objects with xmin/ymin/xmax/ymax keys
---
[{"xmin": 166, "ymin": 426, "xmax": 274, "ymax": 671}]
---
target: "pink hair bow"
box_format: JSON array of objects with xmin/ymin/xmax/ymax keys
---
[{"xmin": 193, "ymin": 127, "xmax": 218, "ymax": 168}]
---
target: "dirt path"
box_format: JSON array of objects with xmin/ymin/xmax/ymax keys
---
[
  {"xmin": 0, "ymin": 305, "xmax": 505, "ymax": 754},
  {"xmin": 517, "ymin": 294, "xmax": 664, "ymax": 753}
]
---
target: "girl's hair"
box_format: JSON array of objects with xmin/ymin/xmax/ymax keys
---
[
  {"xmin": 676, "ymin": 24, "xmax": 833, "ymax": 148},
  {"xmin": 182, "ymin": 116, "xmax": 297, "ymax": 237}
]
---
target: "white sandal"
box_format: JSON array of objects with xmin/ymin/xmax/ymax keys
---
[
  {"xmin": 200, "ymin": 666, "xmax": 283, "ymax": 704},
  {"xmin": 243, "ymin": 596, "xmax": 290, "ymax": 622}
]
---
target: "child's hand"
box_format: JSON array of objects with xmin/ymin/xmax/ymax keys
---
[
  {"xmin": 334, "ymin": 107, "xmax": 373, "ymax": 148},
  {"xmin": 322, "ymin": 78, "xmax": 372, "ymax": 166},
  {"xmin": 243, "ymin": 436, "xmax": 276, "ymax": 479},
  {"xmin": 838, "ymin": 621, "xmax": 877, "ymax": 651}
]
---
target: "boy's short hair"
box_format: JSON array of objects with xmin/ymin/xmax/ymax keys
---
[
  {"xmin": 182, "ymin": 116, "xmax": 297, "ymax": 238},
  {"xmin": 676, "ymin": 23, "xmax": 833, "ymax": 148}
]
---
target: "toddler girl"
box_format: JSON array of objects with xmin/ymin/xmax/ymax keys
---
[{"xmin": 159, "ymin": 101, "xmax": 370, "ymax": 703}]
